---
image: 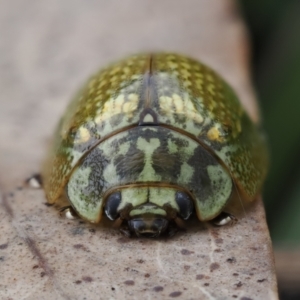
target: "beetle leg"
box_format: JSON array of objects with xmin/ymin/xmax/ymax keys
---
[
  {"xmin": 167, "ymin": 218, "xmax": 186, "ymax": 237},
  {"xmin": 174, "ymin": 216, "xmax": 187, "ymax": 229},
  {"xmin": 167, "ymin": 217, "xmax": 187, "ymax": 236},
  {"xmin": 119, "ymin": 226, "xmax": 132, "ymax": 237},
  {"xmin": 212, "ymin": 212, "xmax": 237, "ymax": 226},
  {"xmin": 59, "ymin": 206, "xmax": 77, "ymax": 220},
  {"xmin": 167, "ymin": 226, "xmax": 179, "ymax": 237},
  {"xmin": 112, "ymin": 217, "xmax": 132, "ymax": 237},
  {"xmin": 112, "ymin": 217, "xmax": 124, "ymax": 228}
]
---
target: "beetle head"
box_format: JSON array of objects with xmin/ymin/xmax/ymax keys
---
[{"xmin": 128, "ymin": 216, "xmax": 169, "ymax": 238}]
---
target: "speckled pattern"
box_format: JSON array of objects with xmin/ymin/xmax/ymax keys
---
[
  {"xmin": 66, "ymin": 126, "xmax": 232, "ymax": 222},
  {"xmin": 43, "ymin": 53, "xmax": 268, "ymax": 210}
]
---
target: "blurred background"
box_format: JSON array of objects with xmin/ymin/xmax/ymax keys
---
[{"xmin": 241, "ymin": 0, "xmax": 300, "ymax": 298}]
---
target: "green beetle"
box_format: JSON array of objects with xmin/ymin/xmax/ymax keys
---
[{"xmin": 42, "ymin": 53, "xmax": 268, "ymax": 237}]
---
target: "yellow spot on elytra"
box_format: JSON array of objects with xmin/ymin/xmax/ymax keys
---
[
  {"xmin": 131, "ymin": 74, "xmax": 140, "ymax": 80},
  {"xmin": 206, "ymin": 74, "xmax": 215, "ymax": 82},
  {"xmin": 168, "ymin": 62, "xmax": 178, "ymax": 69},
  {"xmin": 98, "ymin": 79, "xmax": 107, "ymax": 89},
  {"xmin": 88, "ymin": 87, "xmax": 95, "ymax": 95},
  {"xmin": 207, "ymin": 84, "xmax": 216, "ymax": 95},
  {"xmin": 110, "ymin": 75, "xmax": 118, "ymax": 83},
  {"xmin": 195, "ymin": 79, "xmax": 204, "ymax": 90},
  {"xmin": 207, "ymin": 126, "xmax": 223, "ymax": 142},
  {"xmin": 181, "ymin": 69, "xmax": 190, "ymax": 78},
  {"xmin": 128, "ymin": 93, "xmax": 138, "ymax": 102},
  {"xmin": 109, "ymin": 66, "xmax": 121, "ymax": 75},
  {"xmin": 102, "ymin": 100, "xmax": 113, "ymax": 113},
  {"xmin": 123, "ymin": 67, "xmax": 130, "ymax": 74},
  {"xmin": 184, "ymin": 97, "xmax": 204, "ymax": 124},
  {"xmin": 94, "ymin": 114, "xmax": 102, "ymax": 124},
  {"xmin": 182, "ymin": 80, "xmax": 191, "ymax": 88},
  {"xmin": 195, "ymin": 72, "xmax": 204, "ymax": 79},
  {"xmin": 180, "ymin": 62, "xmax": 191, "ymax": 69},
  {"xmin": 172, "ymin": 93, "xmax": 184, "ymax": 113},
  {"xmin": 74, "ymin": 127, "xmax": 90, "ymax": 144},
  {"xmin": 159, "ymin": 96, "xmax": 173, "ymax": 112},
  {"xmin": 193, "ymin": 113, "xmax": 204, "ymax": 124},
  {"xmin": 114, "ymin": 94, "xmax": 125, "ymax": 108},
  {"xmin": 123, "ymin": 93, "xmax": 139, "ymax": 113}
]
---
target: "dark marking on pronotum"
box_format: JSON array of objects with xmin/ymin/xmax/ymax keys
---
[
  {"xmin": 144, "ymin": 273, "xmax": 150, "ymax": 278},
  {"xmin": 124, "ymin": 280, "xmax": 135, "ymax": 286},
  {"xmin": 235, "ymin": 281, "xmax": 243, "ymax": 288},
  {"xmin": 257, "ymin": 278, "xmax": 266, "ymax": 283},
  {"xmin": 210, "ymin": 262, "xmax": 220, "ymax": 272},
  {"xmin": 75, "ymin": 280, "xmax": 82, "ymax": 284},
  {"xmin": 169, "ymin": 291, "xmax": 182, "ymax": 298}
]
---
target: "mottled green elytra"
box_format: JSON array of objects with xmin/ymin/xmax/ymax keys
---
[{"xmin": 42, "ymin": 53, "xmax": 268, "ymax": 236}]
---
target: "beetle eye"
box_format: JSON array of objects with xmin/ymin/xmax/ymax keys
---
[
  {"xmin": 104, "ymin": 192, "xmax": 122, "ymax": 220},
  {"xmin": 175, "ymin": 191, "xmax": 194, "ymax": 220}
]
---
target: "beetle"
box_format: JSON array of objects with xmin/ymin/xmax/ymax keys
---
[{"xmin": 42, "ymin": 53, "xmax": 268, "ymax": 237}]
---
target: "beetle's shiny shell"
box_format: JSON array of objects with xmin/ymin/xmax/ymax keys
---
[{"xmin": 43, "ymin": 53, "xmax": 268, "ymax": 222}]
